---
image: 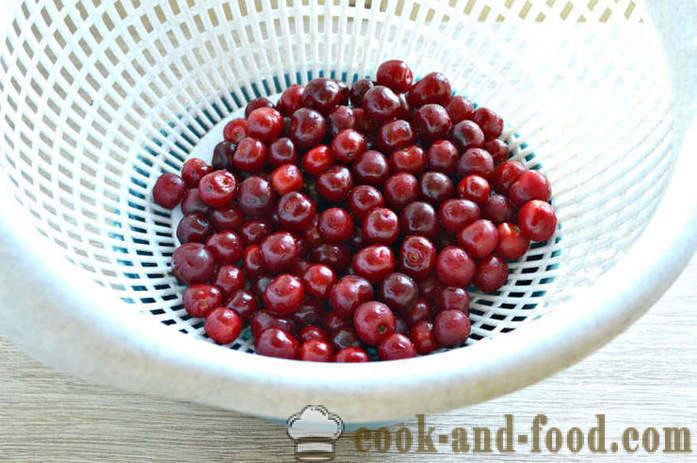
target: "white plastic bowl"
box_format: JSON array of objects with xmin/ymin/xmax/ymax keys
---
[{"xmin": 0, "ymin": 0, "xmax": 696, "ymax": 423}]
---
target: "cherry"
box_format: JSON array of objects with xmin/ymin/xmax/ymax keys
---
[
  {"xmin": 426, "ymin": 140, "xmax": 459, "ymax": 175},
  {"xmin": 377, "ymin": 119, "xmax": 415, "ymax": 153},
  {"xmin": 309, "ymin": 243, "xmax": 352, "ymax": 273},
  {"xmin": 334, "ymin": 346, "xmax": 370, "ymax": 362},
  {"xmin": 508, "ymin": 170, "xmax": 552, "ymax": 207},
  {"xmin": 354, "ymin": 301, "xmax": 396, "ymax": 345},
  {"xmin": 390, "ymin": 145, "xmax": 426, "ymax": 175},
  {"xmin": 270, "ymin": 164, "xmax": 303, "ymax": 195},
  {"xmin": 438, "ymin": 199, "xmax": 481, "ymax": 233},
  {"xmin": 222, "ymin": 118, "xmax": 248, "ymax": 144},
  {"xmin": 518, "ymin": 200, "xmax": 557, "ymax": 242},
  {"xmin": 206, "ymin": 231, "xmax": 242, "ymax": 264},
  {"xmin": 183, "ymin": 284, "xmax": 222, "ymax": 318},
  {"xmin": 209, "ymin": 204, "xmax": 243, "ymax": 232},
  {"xmin": 410, "ymin": 321, "xmax": 438, "ymax": 354},
  {"xmin": 299, "ymin": 325, "xmax": 329, "ymax": 344},
  {"xmin": 302, "ymin": 264, "xmax": 336, "ymax": 299},
  {"xmin": 204, "ymin": 307, "xmax": 242, "ymax": 344},
  {"xmin": 302, "ymin": 78, "xmax": 343, "ymax": 115},
  {"xmin": 405, "ymin": 298, "xmax": 433, "ymax": 326},
  {"xmin": 329, "ymin": 275, "xmax": 374, "ymax": 318},
  {"xmin": 399, "ymin": 235, "xmax": 436, "ymax": 279},
  {"xmin": 323, "ymin": 311, "xmax": 350, "ymax": 333},
  {"xmin": 260, "ymin": 231, "xmax": 299, "ymax": 273},
  {"xmin": 330, "ymin": 328, "xmax": 362, "ymax": 352},
  {"xmin": 379, "ymin": 272, "xmax": 418, "ymax": 313},
  {"xmin": 247, "ymin": 107, "xmax": 284, "ymax": 144},
  {"xmin": 457, "ymin": 219, "xmax": 499, "ymax": 259},
  {"xmin": 299, "ymin": 339, "xmax": 333, "ymax": 362},
  {"xmin": 237, "ymin": 176, "xmax": 274, "ymax": 216},
  {"xmin": 233, "ymin": 137, "xmax": 267, "ymax": 173},
  {"xmin": 481, "ymin": 194, "xmax": 516, "ymax": 224},
  {"xmin": 239, "ymin": 219, "xmax": 272, "ymax": 245},
  {"xmin": 250, "ymin": 311, "xmax": 296, "ymax": 338},
  {"xmin": 408, "ymin": 72, "xmax": 452, "ymax": 107},
  {"xmin": 290, "ymin": 108, "xmax": 327, "ymax": 150},
  {"xmin": 277, "ymin": 84, "xmax": 305, "ymax": 116},
  {"xmin": 302, "ymin": 144, "xmax": 333, "ymax": 175},
  {"xmin": 420, "ymin": 171, "xmax": 454, "ymax": 205},
  {"xmin": 331, "ymin": 128, "xmax": 366, "ymax": 165},
  {"xmin": 153, "ymin": 173, "xmax": 187, "ymax": 209},
  {"xmin": 318, "ymin": 208, "xmax": 354, "ymax": 242},
  {"xmin": 352, "ymin": 245, "xmax": 395, "ymax": 283},
  {"xmin": 198, "ymin": 170, "xmax": 237, "ymax": 207},
  {"xmin": 255, "ymin": 327, "xmax": 299, "ymax": 359},
  {"xmin": 213, "ymin": 265, "xmax": 246, "ymax": 298},
  {"xmin": 172, "ymin": 243, "xmax": 215, "ymax": 284},
  {"xmin": 473, "ymin": 254, "xmax": 508, "ymax": 293},
  {"xmin": 492, "ymin": 160, "xmax": 525, "ymax": 195},
  {"xmin": 378, "ymin": 333, "xmax": 416, "ymax": 360},
  {"xmin": 363, "ymin": 207, "xmax": 399, "ymax": 244},
  {"xmin": 457, "ymin": 175, "xmax": 490, "ymax": 204},
  {"xmin": 384, "ymin": 173, "xmax": 419, "ymax": 210},
  {"xmin": 457, "ymin": 148, "xmax": 495, "ymax": 180},
  {"xmin": 317, "ymin": 165, "xmax": 354, "ymax": 202},
  {"xmin": 376, "ymin": 59, "xmax": 413, "ymax": 93},
  {"xmin": 268, "ymin": 137, "xmax": 297, "ymax": 167},
  {"xmin": 413, "ymin": 104, "xmax": 452, "ymax": 143},
  {"xmin": 245, "ymin": 97, "xmax": 274, "ymax": 117},
  {"xmin": 225, "ymin": 289, "xmax": 257, "ymax": 321},
  {"xmin": 353, "ymin": 150, "xmax": 390, "ymax": 185},
  {"xmin": 348, "ymin": 185, "xmax": 385, "ymax": 220},
  {"xmin": 484, "ymin": 138, "xmax": 510, "ymax": 164},
  {"xmin": 445, "ymin": 95, "xmax": 475, "ymax": 124},
  {"xmin": 181, "ymin": 158, "xmax": 212, "ymax": 187},
  {"xmin": 400, "ymin": 201, "xmax": 438, "ymax": 238},
  {"xmin": 181, "ymin": 189, "xmax": 212, "ymax": 216},
  {"xmin": 242, "ymin": 245, "xmax": 264, "ymax": 277},
  {"xmin": 452, "ymin": 120, "xmax": 485, "ymax": 151},
  {"xmin": 436, "ymin": 286, "xmax": 469, "ymax": 314},
  {"xmin": 496, "ymin": 223, "xmax": 530, "ymax": 260},
  {"xmin": 435, "ymin": 246, "xmax": 475, "ymax": 287},
  {"xmin": 328, "ymin": 105, "xmax": 356, "ymax": 136},
  {"xmin": 433, "ymin": 309, "xmax": 471, "ymax": 347},
  {"xmin": 472, "ymin": 107, "xmax": 503, "ymax": 140},
  {"xmin": 263, "ymin": 274, "xmax": 304, "ymax": 315},
  {"xmin": 362, "ymin": 85, "xmax": 401, "ymax": 124},
  {"xmin": 212, "ymin": 141, "xmax": 236, "ymax": 171},
  {"xmin": 292, "ymin": 298, "xmax": 324, "ymax": 328},
  {"xmin": 177, "ymin": 213, "xmax": 213, "ymax": 243},
  {"xmin": 276, "ymin": 191, "xmax": 316, "ymax": 231},
  {"xmin": 349, "ymin": 79, "xmax": 375, "ymax": 107}
]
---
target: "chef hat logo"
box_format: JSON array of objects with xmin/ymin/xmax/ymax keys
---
[{"xmin": 287, "ymin": 405, "xmax": 344, "ymax": 461}]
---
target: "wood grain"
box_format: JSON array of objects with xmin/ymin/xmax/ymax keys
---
[{"xmin": 0, "ymin": 257, "xmax": 696, "ymax": 462}]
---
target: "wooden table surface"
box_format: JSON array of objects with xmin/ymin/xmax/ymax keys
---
[{"xmin": 1, "ymin": 255, "xmax": 695, "ymax": 462}]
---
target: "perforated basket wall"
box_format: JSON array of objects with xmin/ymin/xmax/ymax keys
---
[{"xmin": 0, "ymin": 0, "xmax": 672, "ymax": 354}]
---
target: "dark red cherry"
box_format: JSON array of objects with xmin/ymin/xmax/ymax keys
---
[
  {"xmin": 435, "ymin": 246, "xmax": 475, "ymax": 287},
  {"xmin": 302, "ymin": 78, "xmax": 343, "ymax": 115},
  {"xmin": 363, "ymin": 207, "xmax": 399, "ymax": 244},
  {"xmin": 445, "ymin": 95, "xmax": 475, "ymax": 124},
  {"xmin": 328, "ymin": 105, "xmax": 356, "ymax": 136},
  {"xmin": 223, "ymin": 118, "xmax": 248, "ymax": 144},
  {"xmin": 420, "ymin": 171, "xmax": 454, "ymax": 205},
  {"xmin": 239, "ymin": 219, "xmax": 272, "ymax": 246},
  {"xmin": 177, "ymin": 213, "xmax": 213, "ymax": 243},
  {"xmin": 457, "ymin": 148, "xmax": 495, "ymax": 180},
  {"xmin": 435, "ymin": 286, "xmax": 469, "ymax": 314},
  {"xmin": 426, "ymin": 140, "xmax": 459, "ymax": 175},
  {"xmin": 438, "ymin": 198, "xmax": 481, "ymax": 233},
  {"xmin": 268, "ymin": 137, "xmax": 298, "ymax": 167},
  {"xmin": 318, "ymin": 208, "xmax": 355, "ymax": 242},
  {"xmin": 245, "ymin": 97, "xmax": 274, "ymax": 118},
  {"xmin": 349, "ymin": 78, "xmax": 375, "ymax": 107},
  {"xmin": 389, "ymin": 145, "xmax": 426, "ymax": 175},
  {"xmin": 481, "ymin": 194, "xmax": 516, "ymax": 224},
  {"xmin": 376, "ymin": 59, "xmax": 414, "ymax": 93},
  {"xmin": 277, "ymin": 84, "xmax": 305, "ymax": 117},
  {"xmin": 452, "ymin": 120, "xmax": 485, "ymax": 151},
  {"xmin": 181, "ymin": 188, "xmax": 212, "ymax": 216},
  {"xmin": 353, "ymin": 150, "xmax": 390, "ymax": 185},
  {"xmin": 400, "ymin": 201, "xmax": 438, "ymax": 239},
  {"xmin": 473, "ymin": 254, "xmax": 509, "ymax": 293},
  {"xmin": 379, "ymin": 272, "xmax": 419, "ymax": 313},
  {"xmin": 317, "ymin": 165, "xmax": 354, "ymax": 202},
  {"xmin": 276, "ymin": 191, "xmax": 317, "ymax": 231},
  {"xmin": 362, "ymin": 85, "xmax": 401, "ymax": 124},
  {"xmin": 247, "ymin": 107, "xmax": 284, "ymax": 144},
  {"xmin": 384, "ymin": 173, "xmax": 419, "ymax": 210},
  {"xmin": 347, "ymin": 185, "xmax": 385, "ymax": 220},
  {"xmin": 472, "ymin": 107, "xmax": 504, "ymax": 140},
  {"xmin": 205, "ymin": 231, "xmax": 243, "ymax": 264},
  {"xmin": 377, "ymin": 119, "xmax": 415, "ymax": 153},
  {"xmin": 399, "ymin": 235, "xmax": 436, "ymax": 279},
  {"xmin": 172, "ymin": 243, "xmax": 215, "ymax": 284},
  {"xmin": 331, "ymin": 129, "xmax": 366, "ymax": 165},
  {"xmin": 413, "ymin": 104, "xmax": 452, "ymax": 143},
  {"xmin": 352, "ymin": 245, "xmax": 395, "ymax": 283},
  {"xmin": 260, "ymin": 231, "xmax": 299, "ymax": 273},
  {"xmin": 237, "ymin": 176, "xmax": 274, "ymax": 216},
  {"xmin": 309, "ymin": 243, "xmax": 352, "ymax": 273},
  {"xmin": 181, "ymin": 158, "xmax": 212, "ymax": 187},
  {"xmin": 408, "ymin": 72, "xmax": 451, "ymax": 107},
  {"xmin": 233, "ymin": 137, "xmax": 267, "ymax": 173},
  {"xmin": 330, "ymin": 274, "xmax": 374, "ymax": 318},
  {"xmin": 290, "ymin": 108, "xmax": 327, "ymax": 150}
]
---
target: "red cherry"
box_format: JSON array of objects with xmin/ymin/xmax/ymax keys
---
[
  {"xmin": 277, "ymin": 84, "xmax": 305, "ymax": 116},
  {"xmin": 302, "ymin": 78, "xmax": 344, "ymax": 115},
  {"xmin": 378, "ymin": 333, "xmax": 417, "ymax": 360},
  {"xmin": 420, "ymin": 171, "xmax": 454, "ymax": 205},
  {"xmin": 268, "ymin": 137, "xmax": 298, "ymax": 167},
  {"xmin": 233, "ymin": 137, "xmax": 267, "ymax": 173},
  {"xmin": 198, "ymin": 170, "xmax": 237, "ymax": 207},
  {"xmin": 400, "ymin": 201, "xmax": 438, "ymax": 239},
  {"xmin": 413, "ymin": 104, "xmax": 452, "ymax": 143},
  {"xmin": 183, "ymin": 284, "xmax": 222, "ymax": 318},
  {"xmin": 405, "ymin": 298, "xmax": 433, "ymax": 326},
  {"xmin": 417, "ymin": 274, "xmax": 440, "ymax": 302},
  {"xmin": 302, "ymin": 264, "xmax": 336, "ymax": 299},
  {"xmin": 239, "ymin": 219, "xmax": 272, "ymax": 246},
  {"xmin": 309, "ymin": 243, "xmax": 352, "ymax": 273},
  {"xmin": 206, "ymin": 231, "xmax": 242, "ymax": 263},
  {"xmin": 255, "ymin": 328, "xmax": 299, "ymax": 359},
  {"xmin": 318, "ymin": 208, "xmax": 354, "ymax": 242},
  {"xmin": 210, "ymin": 203, "xmax": 244, "ymax": 231},
  {"xmin": 363, "ymin": 207, "xmax": 400, "ymax": 245},
  {"xmin": 377, "ymin": 119, "xmax": 415, "ymax": 153},
  {"xmin": 181, "ymin": 158, "xmax": 212, "ymax": 187},
  {"xmin": 484, "ymin": 138, "xmax": 510, "ymax": 164},
  {"xmin": 334, "ymin": 346, "xmax": 370, "ymax": 362},
  {"xmin": 352, "ymin": 245, "xmax": 396, "ymax": 283},
  {"xmin": 245, "ymin": 97, "xmax": 274, "ymax": 117},
  {"xmin": 433, "ymin": 309, "xmax": 470, "ymax": 347},
  {"xmin": 435, "ymin": 286, "xmax": 469, "ymax": 314},
  {"xmin": 445, "ymin": 95, "xmax": 475, "ymax": 124},
  {"xmin": 379, "ymin": 272, "xmax": 419, "ymax": 313},
  {"xmin": 292, "ymin": 298, "xmax": 324, "ymax": 328},
  {"xmin": 410, "ymin": 321, "xmax": 438, "ymax": 354},
  {"xmin": 496, "ymin": 223, "xmax": 530, "ymax": 260},
  {"xmin": 457, "ymin": 148, "xmax": 495, "ymax": 180},
  {"xmin": 181, "ymin": 189, "xmax": 212, "ymax": 216},
  {"xmin": 331, "ymin": 129, "xmax": 366, "ymax": 165},
  {"xmin": 250, "ymin": 310, "xmax": 296, "ymax": 338},
  {"xmin": 301, "ymin": 144, "xmax": 333, "ymax": 175},
  {"xmin": 330, "ymin": 328, "xmax": 362, "ymax": 352},
  {"xmin": 399, "ymin": 235, "xmax": 436, "ymax": 279},
  {"xmin": 408, "ymin": 72, "xmax": 451, "ymax": 107},
  {"xmin": 438, "ymin": 199, "xmax": 481, "ymax": 233},
  {"xmin": 153, "ymin": 173, "xmax": 187, "ymax": 209},
  {"xmin": 317, "ymin": 165, "xmax": 354, "ymax": 202},
  {"xmin": 212, "ymin": 141, "xmax": 236, "ymax": 171},
  {"xmin": 350, "ymin": 79, "xmax": 375, "ymax": 106},
  {"xmin": 242, "ymin": 245, "xmax": 265, "ymax": 277},
  {"xmin": 223, "ymin": 118, "xmax": 248, "ymax": 144},
  {"xmin": 426, "ymin": 140, "xmax": 459, "ymax": 175},
  {"xmin": 264, "ymin": 274, "xmax": 304, "ymax": 315},
  {"xmin": 213, "ymin": 265, "xmax": 246, "ymax": 298},
  {"xmin": 290, "ymin": 108, "xmax": 327, "ymax": 150},
  {"xmin": 508, "ymin": 170, "xmax": 552, "ymax": 207},
  {"xmin": 247, "ymin": 107, "xmax": 284, "ymax": 143},
  {"xmin": 225, "ymin": 289, "xmax": 257, "ymax": 321},
  {"xmin": 276, "ymin": 191, "xmax": 317, "ymax": 231},
  {"xmin": 271, "ymin": 164, "xmax": 303, "ymax": 195},
  {"xmin": 456, "ymin": 219, "xmax": 499, "ymax": 259},
  {"xmin": 347, "ymin": 185, "xmax": 385, "ymax": 220},
  {"xmin": 472, "ymin": 107, "xmax": 504, "ymax": 140},
  {"xmin": 329, "ymin": 275, "xmax": 374, "ymax": 318},
  {"xmin": 353, "ymin": 150, "xmax": 390, "ymax": 185},
  {"xmin": 389, "ymin": 145, "xmax": 426, "ymax": 175},
  {"xmin": 260, "ymin": 231, "xmax": 299, "ymax": 273},
  {"xmin": 172, "ymin": 243, "xmax": 215, "ymax": 284},
  {"xmin": 384, "ymin": 173, "xmax": 419, "ymax": 210},
  {"xmin": 299, "ymin": 325, "xmax": 329, "ymax": 344},
  {"xmin": 353, "ymin": 301, "xmax": 396, "ymax": 345},
  {"xmin": 518, "ymin": 200, "xmax": 557, "ymax": 242},
  {"xmin": 435, "ymin": 246, "xmax": 475, "ymax": 287},
  {"xmin": 299, "ymin": 340, "xmax": 334, "ymax": 362},
  {"xmin": 177, "ymin": 213, "xmax": 213, "ymax": 243},
  {"xmin": 376, "ymin": 59, "xmax": 414, "ymax": 93},
  {"xmin": 452, "ymin": 120, "xmax": 485, "ymax": 151},
  {"xmin": 473, "ymin": 254, "xmax": 509, "ymax": 293},
  {"xmin": 492, "ymin": 160, "xmax": 526, "ymax": 195},
  {"xmin": 328, "ymin": 105, "xmax": 356, "ymax": 136},
  {"xmin": 456, "ymin": 175, "xmax": 490, "ymax": 204},
  {"xmin": 237, "ymin": 176, "xmax": 274, "ymax": 216},
  {"xmin": 481, "ymin": 194, "xmax": 516, "ymax": 224},
  {"xmin": 362, "ymin": 85, "xmax": 401, "ymax": 124},
  {"xmin": 204, "ymin": 307, "xmax": 242, "ymax": 344}
]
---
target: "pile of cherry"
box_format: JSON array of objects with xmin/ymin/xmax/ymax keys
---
[{"xmin": 152, "ymin": 60, "xmax": 557, "ymax": 362}]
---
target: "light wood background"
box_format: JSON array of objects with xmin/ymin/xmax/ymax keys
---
[{"xmin": 0, "ymin": 255, "xmax": 695, "ymax": 462}]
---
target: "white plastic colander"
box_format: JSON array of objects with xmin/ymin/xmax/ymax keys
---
[{"xmin": 1, "ymin": 0, "xmax": 696, "ymax": 423}]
